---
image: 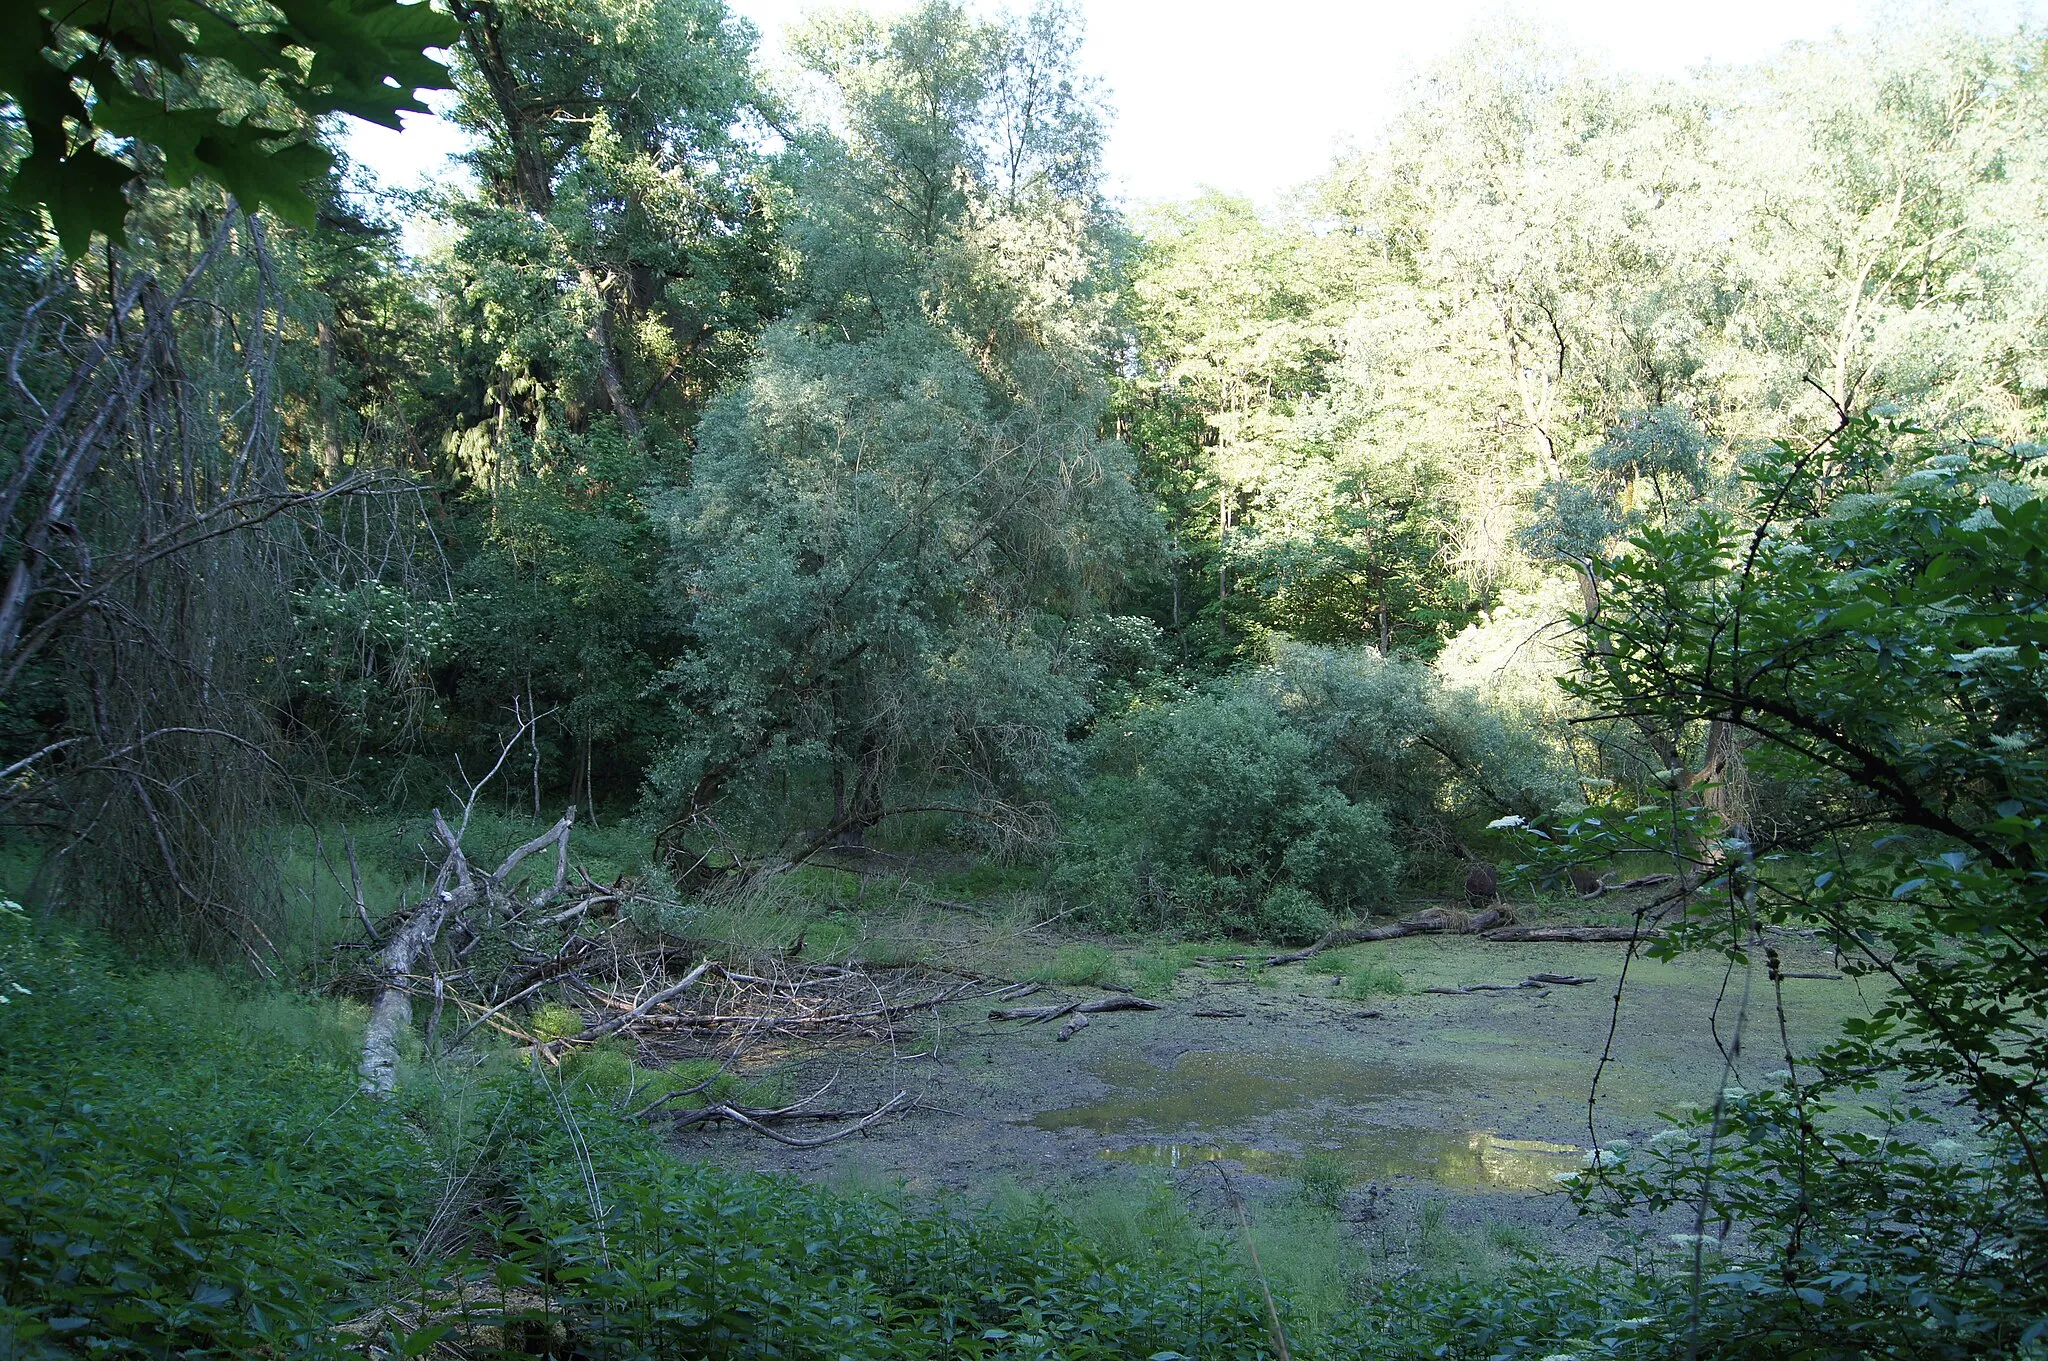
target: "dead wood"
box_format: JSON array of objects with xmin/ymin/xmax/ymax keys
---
[
  {"xmin": 360, "ymin": 883, "xmax": 476, "ymax": 1094},
  {"xmin": 554, "ymin": 959, "xmax": 716, "ymax": 1049},
  {"xmin": 1193, "ymin": 1009, "xmax": 1246, "ymax": 1019},
  {"xmin": 1057, "ymin": 1012, "xmax": 1091, "ymax": 1041},
  {"xmin": 1424, "ymin": 973, "xmax": 1596, "ymax": 995},
  {"xmin": 988, "ymin": 995, "xmax": 1162, "ymax": 1022},
  {"xmin": 673, "ymin": 1091, "xmax": 915, "ymax": 1147},
  {"xmin": 1264, "ymin": 905, "xmax": 1514, "ymax": 966},
  {"xmin": 1482, "ymin": 916, "xmax": 1654, "ymax": 941}
]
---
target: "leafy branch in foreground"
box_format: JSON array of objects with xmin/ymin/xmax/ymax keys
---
[
  {"xmin": 1507, "ymin": 416, "xmax": 2048, "ymax": 1355},
  {"xmin": 0, "ymin": 0, "xmax": 458, "ymax": 253}
]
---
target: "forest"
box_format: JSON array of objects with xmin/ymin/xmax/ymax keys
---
[{"xmin": 1, "ymin": 0, "xmax": 2045, "ymax": 1357}]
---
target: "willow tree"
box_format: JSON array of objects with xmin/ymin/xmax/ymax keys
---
[{"xmin": 652, "ymin": 0, "xmax": 1144, "ymax": 873}]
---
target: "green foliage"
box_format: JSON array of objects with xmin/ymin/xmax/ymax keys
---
[
  {"xmin": 0, "ymin": 1, "xmax": 456, "ymax": 253},
  {"xmin": 0, "ymin": 924, "xmax": 433, "ymax": 1357},
  {"xmin": 1059, "ymin": 685, "xmax": 1400, "ymax": 938},
  {"xmin": 0, "ymin": 921, "xmax": 1291, "ymax": 1360},
  {"xmin": 1565, "ymin": 1090, "xmax": 2048, "ymax": 1358},
  {"xmin": 1500, "ymin": 416, "xmax": 2048, "ymax": 1353},
  {"xmin": 642, "ymin": 2, "xmax": 1139, "ymax": 860},
  {"xmin": 1325, "ymin": 955, "xmax": 1405, "ymax": 1000},
  {"xmin": 1295, "ymin": 1152, "xmax": 1349, "ymax": 1212}
]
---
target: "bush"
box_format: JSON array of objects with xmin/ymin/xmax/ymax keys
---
[{"xmin": 1059, "ymin": 686, "xmax": 1401, "ymax": 936}]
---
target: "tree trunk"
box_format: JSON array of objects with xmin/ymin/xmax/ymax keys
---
[
  {"xmin": 578, "ymin": 266, "xmax": 643, "ymax": 438},
  {"xmin": 360, "ymin": 884, "xmax": 468, "ymax": 1094},
  {"xmin": 315, "ymin": 317, "xmax": 345, "ymax": 475}
]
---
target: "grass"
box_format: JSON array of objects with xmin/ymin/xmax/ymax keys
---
[
  {"xmin": 1024, "ymin": 941, "xmax": 1127, "ymax": 989},
  {"xmin": 1316, "ymin": 946, "xmax": 1407, "ymax": 999}
]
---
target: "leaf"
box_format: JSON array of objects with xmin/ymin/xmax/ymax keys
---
[
  {"xmin": 392, "ymin": 1321, "xmax": 453, "ymax": 1357},
  {"xmin": 6, "ymin": 144, "xmax": 134, "ymax": 256},
  {"xmin": 191, "ymin": 134, "xmax": 333, "ymax": 226},
  {"xmin": 190, "ymin": 1280, "xmax": 234, "ymax": 1307}
]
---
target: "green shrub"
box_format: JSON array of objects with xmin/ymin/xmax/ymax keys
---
[
  {"xmin": 1257, "ymin": 883, "xmax": 1333, "ymax": 943},
  {"xmin": 1059, "ymin": 687, "xmax": 1401, "ymax": 936}
]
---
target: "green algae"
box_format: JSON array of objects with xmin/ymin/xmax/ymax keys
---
[
  {"xmin": 1032, "ymin": 1048, "xmax": 1458, "ymax": 1134},
  {"xmin": 1099, "ymin": 1128, "xmax": 1583, "ymax": 1192}
]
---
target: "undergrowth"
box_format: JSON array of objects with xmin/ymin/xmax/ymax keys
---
[{"xmin": 0, "ymin": 917, "xmax": 1287, "ymax": 1360}]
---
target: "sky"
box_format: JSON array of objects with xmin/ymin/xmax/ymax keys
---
[{"xmin": 341, "ymin": 0, "xmax": 2022, "ymax": 210}]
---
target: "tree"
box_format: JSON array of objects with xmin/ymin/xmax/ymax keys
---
[
  {"xmin": 651, "ymin": 1, "xmax": 1139, "ymax": 872},
  {"xmin": 441, "ymin": 0, "xmax": 778, "ymax": 441}
]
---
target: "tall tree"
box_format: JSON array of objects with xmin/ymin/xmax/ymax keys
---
[{"xmin": 652, "ymin": 0, "xmax": 1140, "ymax": 873}]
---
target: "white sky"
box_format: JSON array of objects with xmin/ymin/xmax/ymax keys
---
[{"xmin": 342, "ymin": 0, "xmax": 2028, "ymax": 209}]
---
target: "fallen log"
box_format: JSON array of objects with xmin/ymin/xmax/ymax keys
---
[
  {"xmin": 1265, "ymin": 905, "xmax": 1513, "ymax": 966},
  {"xmin": 1481, "ymin": 925, "xmax": 1660, "ymax": 943},
  {"xmin": 674, "ymin": 1091, "xmax": 915, "ymax": 1147},
  {"xmin": 1193, "ymin": 1009, "xmax": 1246, "ymax": 1019},
  {"xmin": 1424, "ymin": 973, "xmax": 1596, "ymax": 995},
  {"xmin": 989, "ymin": 994, "xmax": 1162, "ymax": 1023},
  {"xmin": 361, "ymin": 880, "xmax": 477, "ymax": 1094},
  {"xmin": 1057, "ymin": 1012, "xmax": 1091, "ymax": 1041}
]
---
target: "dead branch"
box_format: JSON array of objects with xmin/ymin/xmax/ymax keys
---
[
  {"xmin": 558, "ymin": 959, "xmax": 716, "ymax": 1047},
  {"xmin": 674, "ymin": 1091, "xmax": 915, "ymax": 1147},
  {"xmin": 1265, "ymin": 905, "xmax": 1514, "ymax": 966},
  {"xmin": 1423, "ymin": 973, "xmax": 1596, "ymax": 995},
  {"xmin": 988, "ymin": 994, "xmax": 1161, "ymax": 1023}
]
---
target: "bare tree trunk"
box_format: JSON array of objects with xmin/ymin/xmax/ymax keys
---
[
  {"xmin": 316, "ymin": 317, "xmax": 345, "ymax": 475},
  {"xmin": 360, "ymin": 804, "xmax": 575, "ymax": 1093},
  {"xmin": 360, "ymin": 883, "xmax": 467, "ymax": 1094}
]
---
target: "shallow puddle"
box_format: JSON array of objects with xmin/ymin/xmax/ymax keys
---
[
  {"xmin": 1032, "ymin": 1048, "xmax": 1457, "ymax": 1133},
  {"xmin": 1099, "ymin": 1129, "xmax": 1582, "ymax": 1191}
]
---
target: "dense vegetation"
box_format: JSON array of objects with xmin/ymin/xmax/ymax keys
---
[{"xmin": 3, "ymin": 0, "xmax": 2047, "ymax": 1356}]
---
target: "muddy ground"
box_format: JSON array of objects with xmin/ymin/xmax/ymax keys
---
[{"xmin": 666, "ymin": 927, "xmax": 1883, "ymax": 1252}]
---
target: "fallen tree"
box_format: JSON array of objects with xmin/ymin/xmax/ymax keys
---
[
  {"xmin": 360, "ymin": 800, "xmax": 577, "ymax": 1094},
  {"xmin": 1264, "ymin": 905, "xmax": 1514, "ymax": 966},
  {"xmin": 1423, "ymin": 973, "xmax": 1596, "ymax": 994}
]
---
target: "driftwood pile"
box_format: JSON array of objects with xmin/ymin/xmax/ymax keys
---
[{"xmin": 346, "ymin": 776, "xmax": 1026, "ymax": 1145}]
